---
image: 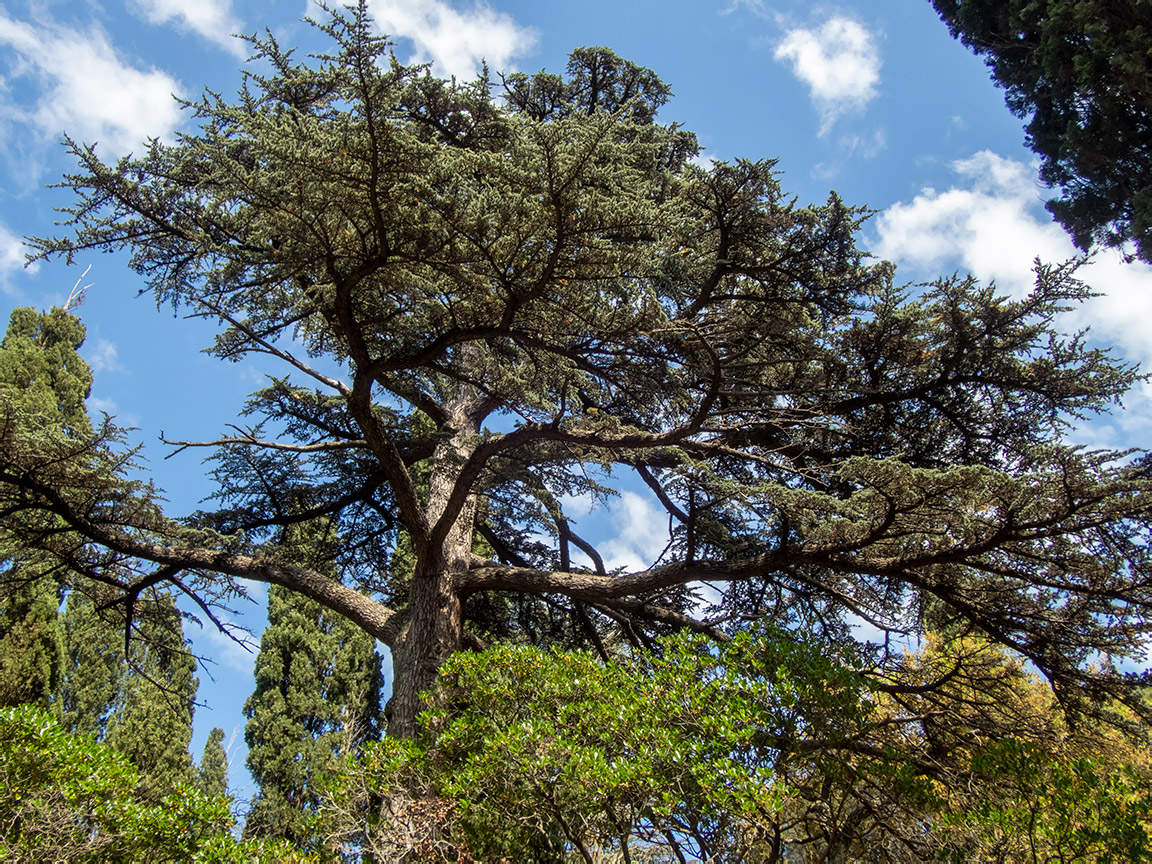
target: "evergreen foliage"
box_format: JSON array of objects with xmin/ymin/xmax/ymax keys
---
[
  {"xmin": 0, "ymin": 305, "xmax": 90, "ymax": 710},
  {"xmin": 198, "ymin": 727, "xmax": 229, "ymax": 800},
  {"xmin": 0, "ymin": 576, "xmax": 65, "ymax": 710},
  {"xmin": 0, "ymin": 302, "xmax": 201, "ymax": 808},
  {"xmin": 58, "ymin": 588, "xmax": 126, "ymax": 739},
  {"xmin": 102, "ymin": 592, "xmax": 199, "ymax": 804},
  {"xmin": 0, "ymin": 305, "xmax": 93, "ymax": 436},
  {"xmin": 932, "ymin": 0, "xmax": 1152, "ymax": 262},
  {"xmin": 244, "ymin": 523, "xmax": 384, "ymax": 844},
  {"xmin": 3, "ymin": 0, "xmax": 1150, "ymax": 774}
]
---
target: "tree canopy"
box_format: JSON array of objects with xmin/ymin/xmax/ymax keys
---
[
  {"xmin": 320, "ymin": 632, "xmax": 1152, "ymax": 862},
  {"xmin": 4, "ymin": 0, "xmax": 1151, "ymax": 751},
  {"xmin": 931, "ymin": 0, "xmax": 1152, "ymax": 262}
]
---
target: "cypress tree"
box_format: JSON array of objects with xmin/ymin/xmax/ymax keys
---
[
  {"xmin": 58, "ymin": 588, "xmax": 124, "ymax": 739},
  {"xmin": 198, "ymin": 726, "xmax": 229, "ymax": 799},
  {"xmin": 0, "ymin": 578, "xmax": 65, "ymax": 709},
  {"xmin": 102, "ymin": 592, "xmax": 199, "ymax": 803},
  {"xmin": 243, "ymin": 524, "xmax": 384, "ymax": 843},
  {"xmin": 0, "ymin": 303, "xmax": 199, "ymax": 801},
  {"xmin": 0, "ymin": 305, "xmax": 92, "ymax": 709}
]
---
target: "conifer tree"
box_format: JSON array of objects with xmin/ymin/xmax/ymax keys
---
[
  {"xmin": 932, "ymin": 0, "xmax": 1152, "ymax": 262},
  {"xmin": 198, "ymin": 726, "xmax": 229, "ymax": 799},
  {"xmin": 0, "ymin": 578, "xmax": 65, "ymax": 709},
  {"xmin": 101, "ymin": 592, "xmax": 198, "ymax": 803},
  {"xmin": 0, "ymin": 303, "xmax": 200, "ymax": 807},
  {"xmin": 7, "ymin": 1, "xmax": 1152, "ymax": 751},
  {"xmin": 58, "ymin": 588, "xmax": 124, "ymax": 739},
  {"xmin": 243, "ymin": 523, "xmax": 384, "ymax": 843},
  {"xmin": 0, "ymin": 305, "xmax": 92, "ymax": 709}
]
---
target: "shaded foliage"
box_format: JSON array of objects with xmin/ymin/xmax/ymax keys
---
[{"xmin": 932, "ymin": 0, "xmax": 1152, "ymax": 261}]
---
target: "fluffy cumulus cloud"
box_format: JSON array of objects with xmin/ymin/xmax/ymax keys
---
[
  {"xmin": 0, "ymin": 13, "xmax": 184, "ymax": 157},
  {"xmin": 367, "ymin": 0, "xmax": 537, "ymax": 80},
  {"xmin": 875, "ymin": 151, "xmax": 1152, "ymax": 364},
  {"xmin": 598, "ymin": 491, "xmax": 671, "ymax": 573},
  {"xmin": 875, "ymin": 151, "xmax": 1152, "ymax": 447},
  {"xmin": 774, "ymin": 16, "xmax": 881, "ymax": 134},
  {"xmin": 129, "ymin": 0, "xmax": 245, "ymax": 57}
]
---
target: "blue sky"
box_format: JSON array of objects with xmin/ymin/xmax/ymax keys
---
[{"xmin": 2, "ymin": 0, "xmax": 1150, "ymax": 802}]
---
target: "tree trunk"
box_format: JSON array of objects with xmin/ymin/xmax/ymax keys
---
[
  {"xmin": 388, "ymin": 391, "xmax": 479, "ymax": 740},
  {"xmin": 388, "ymin": 569, "xmax": 462, "ymax": 739}
]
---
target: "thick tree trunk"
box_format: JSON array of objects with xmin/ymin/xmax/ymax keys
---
[
  {"xmin": 388, "ymin": 391, "xmax": 479, "ymax": 739},
  {"xmin": 388, "ymin": 570, "xmax": 462, "ymax": 739}
]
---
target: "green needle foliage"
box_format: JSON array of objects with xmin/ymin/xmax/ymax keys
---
[
  {"xmin": 0, "ymin": 576, "xmax": 65, "ymax": 710},
  {"xmin": 3, "ymin": 0, "xmax": 1150, "ymax": 795},
  {"xmin": 0, "ymin": 305, "xmax": 92, "ymax": 710},
  {"xmin": 59, "ymin": 589, "xmax": 126, "ymax": 739},
  {"xmin": 0, "ymin": 305, "xmax": 93, "ymax": 437},
  {"xmin": 932, "ymin": 0, "xmax": 1152, "ymax": 262},
  {"xmin": 198, "ymin": 727, "xmax": 229, "ymax": 800},
  {"xmin": 0, "ymin": 302, "xmax": 202, "ymax": 812},
  {"xmin": 102, "ymin": 592, "xmax": 199, "ymax": 805},
  {"xmin": 243, "ymin": 523, "xmax": 384, "ymax": 845}
]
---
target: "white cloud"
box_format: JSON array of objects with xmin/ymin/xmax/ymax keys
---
[
  {"xmin": 84, "ymin": 338, "xmax": 125, "ymax": 374},
  {"xmin": 874, "ymin": 151, "xmax": 1152, "ymax": 365},
  {"xmin": 0, "ymin": 222, "xmax": 35, "ymax": 285},
  {"xmin": 196, "ymin": 616, "xmax": 261, "ymax": 676},
  {"xmin": 87, "ymin": 396, "xmax": 120, "ymax": 416},
  {"xmin": 720, "ymin": 0, "xmax": 769, "ymax": 18},
  {"xmin": 875, "ymin": 151, "xmax": 1152, "ymax": 449},
  {"xmin": 366, "ymin": 0, "xmax": 537, "ymax": 80},
  {"xmin": 0, "ymin": 13, "xmax": 184, "ymax": 156},
  {"xmin": 130, "ymin": 0, "xmax": 245, "ymax": 57},
  {"xmin": 689, "ymin": 150, "xmax": 720, "ymax": 170},
  {"xmin": 598, "ymin": 491, "xmax": 670, "ymax": 573},
  {"xmin": 774, "ymin": 16, "xmax": 881, "ymax": 135}
]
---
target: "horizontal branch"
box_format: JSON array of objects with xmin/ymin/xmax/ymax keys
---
[
  {"xmin": 162, "ymin": 433, "xmax": 369, "ymax": 456},
  {"xmin": 460, "ymin": 554, "xmax": 782, "ymax": 600},
  {"xmin": 0, "ymin": 463, "xmax": 403, "ymax": 646}
]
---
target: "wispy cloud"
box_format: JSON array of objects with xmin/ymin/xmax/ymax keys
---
[
  {"xmin": 0, "ymin": 221, "xmax": 35, "ymax": 288},
  {"xmin": 129, "ymin": 0, "xmax": 245, "ymax": 57},
  {"xmin": 774, "ymin": 16, "xmax": 881, "ymax": 135},
  {"xmin": 0, "ymin": 12, "xmax": 184, "ymax": 157},
  {"xmin": 84, "ymin": 338, "xmax": 125, "ymax": 374},
  {"xmin": 195, "ymin": 615, "xmax": 261, "ymax": 676},
  {"xmin": 598, "ymin": 491, "xmax": 670, "ymax": 573},
  {"xmin": 366, "ymin": 0, "xmax": 537, "ymax": 80}
]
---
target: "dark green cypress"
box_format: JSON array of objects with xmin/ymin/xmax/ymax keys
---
[
  {"xmin": 0, "ymin": 304, "xmax": 199, "ymax": 798},
  {"xmin": 198, "ymin": 726, "xmax": 229, "ymax": 799},
  {"xmin": 101, "ymin": 593, "xmax": 198, "ymax": 803},
  {"xmin": 0, "ymin": 577, "xmax": 65, "ymax": 709},
  {"xmin": 243, "ymin": 525, "xmax": 384, "ymax": 843},
  {"xmin": 932, "ymin": 0, "xmax": 1152, "ymax": 262},
  {"xmin": 58, "ymin": 589, "xmax": 123, "ymax": 739},
  {"xmin": 0, "ymin": 305, "xmax": 92, "ymax": 710}
]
